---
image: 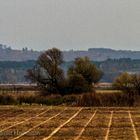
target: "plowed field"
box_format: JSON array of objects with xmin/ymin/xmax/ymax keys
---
[{"xmin": 0, "ymin": 106, "xmax": 140, "ymax": 140}]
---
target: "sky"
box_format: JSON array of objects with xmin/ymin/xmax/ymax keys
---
[{"xmin": 0, "ymin": 0, "xmax": 140, "ymax": 51}]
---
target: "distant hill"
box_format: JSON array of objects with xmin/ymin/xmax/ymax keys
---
[
  {"xmin": 63, "ymin": 48, "xmax": 140, "ymax": 61},
  {"xmin": 1, "ymin": 44, "xmax": 140, "ymax": 61},
  {"xmin": 0, "ymin": 44, "xmax": 40, "ymax": 61}
]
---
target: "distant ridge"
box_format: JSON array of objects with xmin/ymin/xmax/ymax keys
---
[
  {"xmin": 64, "ymin": 48, "xmax": 140, "ymax": 61},
  {"xmin": 0, "ymin": 44, "xmax": 40, "ymax": 61},
  {"xmin": 0, "ymin": 44, "xmax": 140, "ymax": 61}
]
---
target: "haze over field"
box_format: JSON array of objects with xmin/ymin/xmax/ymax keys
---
[{"xmin": 0, "ymin": 0, "xmax": 140, "ymax": 51}]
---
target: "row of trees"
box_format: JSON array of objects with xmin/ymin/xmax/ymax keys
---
[{"xmin": 26, "ymin": 48, "xmax": 103, "ymax": 95}]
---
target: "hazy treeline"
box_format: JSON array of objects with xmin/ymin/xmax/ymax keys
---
[
  {"xmin": 0, "ymin": 58, "xmax": 140, "ymax": 83},
  {"xmin": 0, "ymin": 61, "xmax": 35, "ymax": 83}
]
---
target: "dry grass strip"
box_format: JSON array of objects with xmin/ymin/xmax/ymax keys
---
[
  {"xmin": 105, "ymin": 111, "xmax": 113, "ymax": 140},
  {"xmin": 0, "ymin": 108, "xmax": 50, "ymax": 133},
  {"xmin": 43, "ymin": 108, "xmax": 83, "ymax": 140},
  {"xmin": 128, "ymin": 111, "xmax": 139, "ymax": 140},
  {"xmin": 11, "ymin": 108, "xmax": 66, "ymax": 140},
  {"xmin": 74, "ymin": 110, "xmax": 97, "ymax": 140}
]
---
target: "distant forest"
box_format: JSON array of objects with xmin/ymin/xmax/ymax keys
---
[{"xmin": 0, "ymin": 58, "xmax": 140, "ymax": 83}]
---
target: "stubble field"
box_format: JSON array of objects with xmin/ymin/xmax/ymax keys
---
[{"xmin": 0, "ymin": 106, "xmax": 140, "ymax": 140}]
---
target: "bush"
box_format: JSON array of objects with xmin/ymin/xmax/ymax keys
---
[
  {"xmin": 113, "ymin": 73, "xmax": 140, "ymax": 95},
  {"xmin": 113, "ymin": 72, "xmax": 133, "ymax": 93}
]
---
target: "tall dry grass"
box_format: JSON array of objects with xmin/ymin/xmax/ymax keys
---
[
  {"xmin": 77, "ymin": 91, "xmax": 136, "ymax": 107},
  {"xmin": 0, "ymin": 90, "xmax": 138, "ymax": 107}
]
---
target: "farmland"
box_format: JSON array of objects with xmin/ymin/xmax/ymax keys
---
[{"xmin": 0, "ymin": 106, "xmax": 140, "ymax": 140}]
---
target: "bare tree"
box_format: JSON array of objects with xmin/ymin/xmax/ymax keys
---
[{"xmin": 26, "ymin": 48, "xmax": 64, "ymax": 94}]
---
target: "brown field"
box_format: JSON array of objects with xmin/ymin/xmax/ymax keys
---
[{"xmin": 0, "ymin": 106, "xmax": 140, "ymax": 140}]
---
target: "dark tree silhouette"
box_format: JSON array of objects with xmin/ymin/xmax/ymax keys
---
[{"xmin": 26, "ymin": 48, "xmax": 64, "ymax": 94}]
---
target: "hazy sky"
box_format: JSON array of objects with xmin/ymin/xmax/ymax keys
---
[{"xmin": 0, "ymin": 0, "xmax": 140, "ymax": 51}]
